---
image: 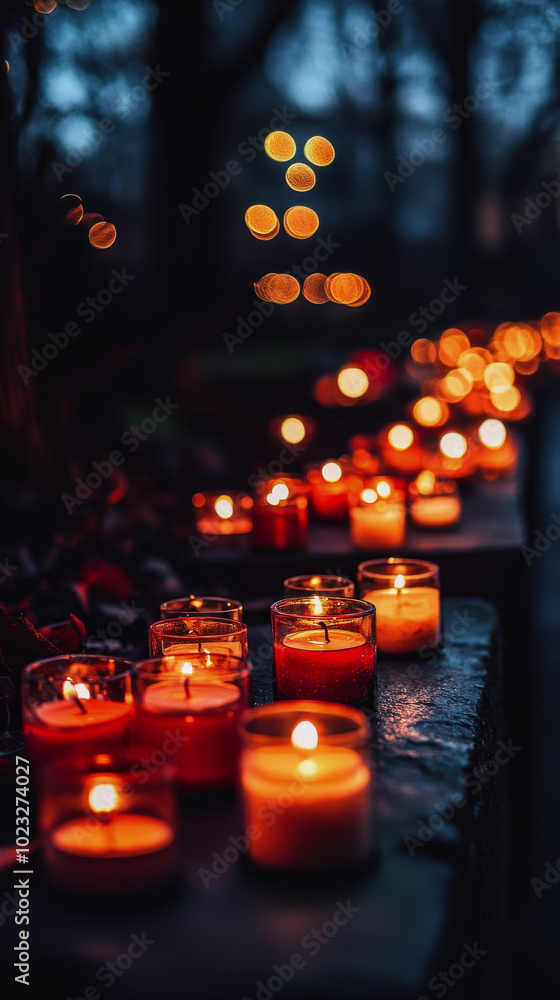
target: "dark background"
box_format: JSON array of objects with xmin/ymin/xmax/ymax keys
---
[{"xmin": 1, "ymin": 1, "xmax": 560, "ymax": 996}]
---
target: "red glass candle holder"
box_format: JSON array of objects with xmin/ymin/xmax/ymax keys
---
[
  {"xmin": 307, "ymin": 461, "xmax": 363, "ymax": 520},
  {"xmin": 22, "ymin": 655, "xmax": 133, "ymax": 772},
  {"xmin": 271, "ymin": 597, "xmax": 376, "ymax": 706},
  {"xmin": 252, "ymin": 493, "xmax": 308, "ymax": 550},
  {"xmin": 132, "ymin": 654, "xmax": 251, "ymax": 788},
  {"xmin": 239, "ymin": 701, "xmax": 372, "ymax": 872},
  {"xmin": 148, "ymin": 618, "xmax": 248, "ymax": 658},
  {"xmin": 40, "ymin": 750, "xmax": 179, "ymax": 898},
  {"xmin": 160, "ymin": 596, "xmax": 243, "ymax": 621}
]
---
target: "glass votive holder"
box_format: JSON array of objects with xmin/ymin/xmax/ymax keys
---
[
  {"xmin": 252, "ymin": 493, "xmax": 308, "ymax": 550},
  {"xmin": 283, "ymin": 574, "xmax": 355, "ymax": 598},
  {"xmin": 160, "ymin": 596, "xmax": 243, "ymax": 621},
  {"xmin": 271, "ymin": 597, "xmax": 376, "ymax": 706},
  {"xmin": 22, "ymin": 655, "xmax": 134, "ymax": 772},
  {"xmin": 349, "ymin": 476, "xmax": 407, "ymax": 549},
  {"xmin": 148, "ymin": 618, "xmax": 248, "ymax": 658},
  {"xmin": 358, "ymin": 558, "xmax": 440, "ymax": 654},
  {"xmin": 40, "ymin": 750, "xmax": 179, "ymax": 898},
  {"xmin": 192, "ymin": 491, "xmax": 253, "ymax": 535},
  {"xmin": 239, "ymin": 701, "xmax": 372, "ymax": 872},
  {"xmin": 132, "ymin": 654, "xmax": 251, "ymax": 789},
  {"xmin": 378, "ymin": 422, "xmax": 425, "ymax": 476},
  {"xmin": 307, "ymin": 461, "xmax": 363, "ymax": 520},
  {"xmin": 409, "ymin": 471, "xmax": 461, "ymax": 528}
]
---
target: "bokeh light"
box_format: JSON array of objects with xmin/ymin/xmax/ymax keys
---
[
  {"xmin": 337, "ymin": 367, "xmax": 369, "ymax": 398},
  {"xmin": 280, "ymin": 416, "xmax": 306, "ymax": 444},
  {"xmin": 440, "ymin": 432, "xmax": 467, "ymax": 459},
  {"xmin": 478, "ymin": 419, "xmax": 506, "ymax": 449},
  {"xmin": 322, "ymin": 461, "xmax": 342, "ymax": 483},
  {"xmin": 387, "ymin": 424, "xmax": 414, "ymax": 450}
]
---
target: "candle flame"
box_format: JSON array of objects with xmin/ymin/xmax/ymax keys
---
[
  {"xmin": 321, "ymin": 461, "xmax": 342, "ymax": 483},
  {"xmin": 361, "ymin": 488, "xmax": 377, "ymax": 504},
  {"xmin": 440, "ymin": 432, "xmax": 467, "ymax": 459},
  {"xmin": 62, "ymin": 678, "xmax": 91, "ymax": 702},
  {"xmin": 88, "ymin": 782, "xmax": 117, "ymax": 815},
  {"xmin": 271, "ymin": 482, "xmax": 290, "ymax": 500},
  {"xmin": 388, "ymin": 424, "xmax": 414, "ymax": 451},
  {"xmin": 478, "ymin": 418, "xmax": 506, "ymax": 449},
  {"xmin": 280, "ymin": 416, "xmax": 306, "ymax": 445},
  {"xmin": 309, "ymin": 575, "xmax": 322, "ymax": 587},
  {"xmin": 394, "ymin": 574, "xmax": 405, "ymax": 590},
  {"xmin": 215, "ymin": 495, "xmax": 234, "ymax": 519},
  {"xmin": 181, "ymin": 662, "xmax": 194, "ymax": 675},
  {"xmin": 266, "ymin": 492, "xmax": 280, "ymax": 506},
  {"xmin": 376, "ymin": 480, "xmax": 391, "ymax": 498},
  {"xmin": 311, "ymin": 595, "xmax": 324, "ymax": 615},
  {"xmin": 416, "ymin": 470, "xmax": 436, "ymax": 495},
  {"xmin": 291, "ymin": 721, "xmax": 318, "ymax": 751}
]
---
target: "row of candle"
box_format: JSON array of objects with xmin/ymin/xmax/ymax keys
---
[
  {"xmin": 22, "ymin": 559, "xmax": 440, "ymax": 893},
  {"xmin": 193, "ymin": 469, "xmax": 462, "ymax": 551}
]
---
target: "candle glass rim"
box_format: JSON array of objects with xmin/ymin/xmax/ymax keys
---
[
  {"xmin": 283, "ymin": 574, "xmax": 354, "ymax": 593},
  {"xmin": 253, "ymin": 494, "xmax": 308, "ymax": 510},
  {"xmin": 357, "ymin": 558, "xmax": 440, "ymax": 584},
  {"xmin": 159, "ymin": 597, "xmax": 243, "ymax": 619},
  {"xmin": 271, "ymin": 597, "xmax": 375, "ymax": 622},
  {"xmin": 22, "ymin": 654, "xmax": 134, "ymax": 685},
  {"xmin": 133, "ymin": 653, "xmax": 250, "ymax": 683},
  {"xmin": 149, "ymin": 617, "xmax": 248, "ymax": 639},
  {"xmin": 409, "ymin": 477, "xmax": 459, "ymax": 498},
  {"xmin": 44, "ymin": 746, "xmax": 179, "ymax": 786},
  {"xmin": 239, "ymin": 700, "xmax": 371, "ymax": 746}
]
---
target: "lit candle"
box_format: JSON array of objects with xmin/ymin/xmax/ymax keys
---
[
  {"xmin": 239, "ymin": 702, "xmax": 372, "ymax": 871},
  {"xmin": 379, "ymin": 423, "xmax": 424, "ymax": 475},
  {"xmin": 307, "ymin": 462, "xmax": 362, "ymax": 520},
  {"xmin": 477, "ymin": 419, "xmax": 518, "ymax": 479},
  {"xmin": 358, "ymin": 558, "xmax": 440, "ymax": 654},
  {"xmin": 148, "ymin": 617, "xmax": 248, "ymax": 658},
  {"xmin": 22, "ymin": 656, "xmax": 133, "ymax": 768},
  {"xmin": 252, "ymin": 482, "xmax": 308, "ymax": 550},
  {"xmin": 350, "ymin": 479, "xmax": 406, "ymax": 549},
  {"xmin": 271, "ymin": 597, "xmax": 376, "ymax": 705},
  {"xmin": 192, "ymin": 491, "xmax": 253, "ymax": 535},
  {"xmin": 44, "ymin": 765, "xmax": 178, "ymax": 898},
  {"xmin": 132, "ymin": 654, "xmax": 250, "ymax": 788},
  {"xmin": 409, "ymin": 471, "xmax": 462, "ymax": 528}
]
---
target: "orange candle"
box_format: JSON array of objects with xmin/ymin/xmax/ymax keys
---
[
  {"xmin": 192, "ymin": 491, "xmax": 253, "ymax": 535},
  {"xmin": 409, "ymin": 471, "xmax": 461, "ymax": 528},
  {"xmin": 477, "ymin": 419, "xmax": 518, "ymax": 479},
  {"xmin": 379, "ymin": 423, "xmax": 424, "ymax": 475},
  {"xmin": 44, "ymin": 769, "xmax": 178, "ymax": 898},
  {"xmin": 350, "ymin": 479, "xmax": 406, "ymax": 548},
  {"xmin": 358, "ymin": 559, "xmax": 440, "ymax": 654},
  {"xmin": 307, "ymin": 462, "xmax": 362, "ymax": 519},
  {"xmin": 239, "ymin": 702, "xmax": 372, "ymax": 871}
]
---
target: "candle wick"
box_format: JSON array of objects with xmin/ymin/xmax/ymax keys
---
[
  {"xmin": 97, "ymin": 811, "xmax": 112, "ymax": 826},
  {"xmin": 184, "ymin": 677, "xmax": 190, "ymax": 698},
  {"xmin": 188, "ymin": 628, "xmax": 203, "ymax": 652},
  {"xmin": 72, "ymin": 694, "xmax": 88, "ymax": 714},
  {"xmin": 318, "ymin": 621, "xmax": 330, "ymax": 643}
]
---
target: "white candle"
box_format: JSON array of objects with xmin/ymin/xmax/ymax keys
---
[{"xmin": 363, "ymin": 584, "xmax": 440, "ymax": 653}]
